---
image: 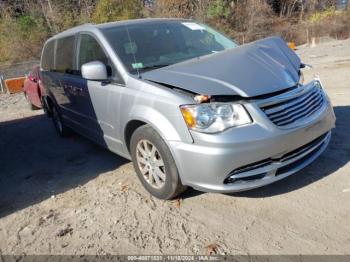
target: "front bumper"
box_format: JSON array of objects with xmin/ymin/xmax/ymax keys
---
[{"xmin": 169, "ymin": 85, "xmax": 336, "ymax": 193}]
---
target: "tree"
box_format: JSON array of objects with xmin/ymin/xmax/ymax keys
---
[
  {"xmin": 92, "ymin": 0, "xmax": 143, "ymax": 23},
  {"xmin": 207, "ymin": 0, "xmax": 232, "ymax": 21},
  {"xmin": 154, "ymin": 0, "xmax": 202, "ymax": 19}
]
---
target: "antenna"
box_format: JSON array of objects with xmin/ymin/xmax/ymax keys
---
[{"xmin": 124, "ymin": 25, "xmax": 140, "ymax": 78}]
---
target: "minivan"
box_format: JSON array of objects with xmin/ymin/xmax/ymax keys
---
[{"xmin": 40, "ymin": 18, "xmax": 336, "ymax": 199}]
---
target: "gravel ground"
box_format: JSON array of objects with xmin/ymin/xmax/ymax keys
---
[{"xmin": 0, "ymin": 39, "xmax": 349, "ymax": 255}]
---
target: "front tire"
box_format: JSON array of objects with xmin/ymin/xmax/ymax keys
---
[{"xmin": 130, "ymin": 125, "xmax": 187, "ymax": 200}]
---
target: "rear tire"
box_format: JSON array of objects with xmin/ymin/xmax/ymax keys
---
[
  {"xmin": 130, "ymin": 125, "xmax": 187, "ymax": 200},
  {"xmin": 41, "ymin": 97, "xmax": 49, "ymax": 116},
  {"xmin": 51, "ymin": 104, "xmax": 71, "ymax": 137}
]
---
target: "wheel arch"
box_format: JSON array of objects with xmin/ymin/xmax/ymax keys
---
[
  {"xmin": 123, "ymin": 106, "xmax": 193, "ymax": 155},
  {"xmin": 124, "ymin": 120, "xmax": 147, "ymax": 155},
  {"xmin": 43, "ymin": 93, "xmax": 58, "ymax": 117}
]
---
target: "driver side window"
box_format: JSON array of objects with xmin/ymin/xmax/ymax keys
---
[{"xmin": 78, "ymin": 34, "xmax": 114, "ymax": 78}]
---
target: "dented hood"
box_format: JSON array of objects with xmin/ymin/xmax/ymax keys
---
[{"xmin": 142, "ymin": 36, "xmax": 301, "ymax": 97}]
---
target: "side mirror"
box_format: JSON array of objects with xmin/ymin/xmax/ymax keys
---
[{"xmin": 81, "ymin": 61, "xmax": 108, "ymax": 80}]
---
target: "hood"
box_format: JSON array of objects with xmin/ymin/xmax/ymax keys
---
[{"xmin": 142, "ymin": 36, "xmax": 301, "ymax": 97}]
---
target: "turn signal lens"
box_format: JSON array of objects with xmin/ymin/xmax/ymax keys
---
[{"xmin": 180, "ymin": 107, "xmax": 196, "ymax": 128}]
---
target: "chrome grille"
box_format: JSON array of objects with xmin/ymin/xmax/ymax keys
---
[{"xmin": 260, "ymin": 84, "xmax": 326, "ymax": 127}]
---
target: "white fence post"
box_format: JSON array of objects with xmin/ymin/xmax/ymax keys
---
[{"xmin": 0, "ymin": 75, "xmax": 5, "ymax": 93}]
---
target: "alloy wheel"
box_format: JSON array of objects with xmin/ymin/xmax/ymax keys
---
[{"xmin": 136, "ymin": 139, "xmax": 166, "ymax": 189}]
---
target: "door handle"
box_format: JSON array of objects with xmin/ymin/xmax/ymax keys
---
[
  {"xmin": 71, "ymin": 86, "xmax": 83, "ymax": 93},
  {"xmin": 62, "ymin": 84, "xmax": 83, "ymax": 93}
]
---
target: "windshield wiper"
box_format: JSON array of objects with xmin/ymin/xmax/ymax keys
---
[{"xmin": 140, "ymin": 64, "xmax": 171, "ymax": 71}]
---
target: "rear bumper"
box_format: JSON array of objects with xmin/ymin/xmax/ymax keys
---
[{"xmin": 169, "ymin": 94, "xmax": 336, "ymax": 193}]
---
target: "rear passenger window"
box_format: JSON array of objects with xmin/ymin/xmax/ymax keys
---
[
  {"xmin": 55, "ymin": 36, "xmax": 75, "ymax": 74},
  {"xmin": 78, "ymin": 34, "xmax": 109, "ymax": 68},
  {"xmin": 41, "ymin": 40, "xmax": 55, "ymax": 71}
]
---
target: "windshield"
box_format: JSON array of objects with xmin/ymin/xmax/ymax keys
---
[{"xmin": 102, "ymin": 21, "xmax": 238, "ymax": 74}]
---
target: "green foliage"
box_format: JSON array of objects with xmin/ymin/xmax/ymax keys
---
[
  {"xmin": 0, "ymin": 10, "xmax": 49, "ymax": 63},
  {"xmin": 18, "ymin": 15, "xmax": 36, "ymax": 32},
  {"xmin": 0, "ymin": 0, "xmax": 145, "ymax": 63},
  {"xmin": 207, "ymin": 0, "xmax": 231, "ymax": 19},
  {"xmin": 309, "ymin": 7, "xmax": 338, "ymax": 23},
  {"xmin": 92, "ymin": 0, "xmax": 143, "ymax": 23},
  {"xmin": 154, "ymin": 0, "xmax": 201, "ymax": 19},
  {"xmin": 0, "ymin": 0, "xmax": 349, "ymax": 64}
]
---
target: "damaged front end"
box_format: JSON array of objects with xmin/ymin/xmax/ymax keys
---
[
  {"xmin": 141, "ymin": 36, "xmax": 319, "ymax": 134},
  {"xmin": 142, "ymin": 36, "xmax": 302, "ymax": 98}
]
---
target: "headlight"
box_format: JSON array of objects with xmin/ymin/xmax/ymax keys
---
[{"xmin": 180, "ymin": 103, "xmax": 252, "ymax": 133}]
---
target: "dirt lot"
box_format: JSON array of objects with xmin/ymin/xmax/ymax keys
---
[{"xmin": 0, "ymin": 39, "xmax": 350, "ymax": 255}]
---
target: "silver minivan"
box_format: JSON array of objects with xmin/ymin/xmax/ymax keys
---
[{"xmin": 41, "ymin": 18, "xmax": 336, "ymax": 199}]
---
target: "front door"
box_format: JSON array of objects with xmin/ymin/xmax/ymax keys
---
[{"xmin": 70, "ymin": 33, "xmax": 123, "ymax": 148}]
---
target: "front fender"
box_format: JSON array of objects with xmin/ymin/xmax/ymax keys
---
[{"xmin": 125, "ymin": 105, "xmax": 193, "ymax": 144}]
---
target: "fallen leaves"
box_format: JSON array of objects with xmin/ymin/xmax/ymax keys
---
[
  {"xmin": 174, "ymin": 198, "xmax": 182, "ymax": 208},
  {"xmin": 38, "ymin": 217, "xmax": 45, "ymax": 226},
  {"xmin": 38, "ymin": 209, "xmax": 57, "ymax": 226},
  {"xmin": 121, "ymin": 184, "xmax": 129, "ymax": 192},
  {"xmin": 206, "ymin": 243, "xmax": 219, "ymax": 255},
  {"xmin": 56, "ymin": 224, "xmax": 73, "ymax": 237}
]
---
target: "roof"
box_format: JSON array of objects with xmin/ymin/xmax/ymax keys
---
[
  {"xmin": 47, "ymin": 18, "xmax": 192, "ymax": 41},
  {"xmin": 97, "ymin": 18, "xmax": 192, "ymax": 29}
]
